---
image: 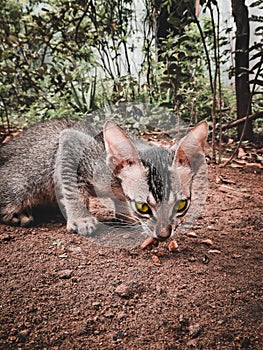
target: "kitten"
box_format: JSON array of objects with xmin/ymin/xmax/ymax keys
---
[{"xmin": 0, "ymin": 118, "xmax": 208, "ymax": 241}]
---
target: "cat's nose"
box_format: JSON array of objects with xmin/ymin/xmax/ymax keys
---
[{"xmin": 157, "ymin": 224, "xmax": 173, "ymax": 241}]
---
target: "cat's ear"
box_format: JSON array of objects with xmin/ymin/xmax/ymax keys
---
[
  {"xmin": 103, "ymin": 120, "xmax": 144, "ymax": 176},
  {"xmin": 172, "ymin": 121, "xmax": 208, "ymax": 167}
]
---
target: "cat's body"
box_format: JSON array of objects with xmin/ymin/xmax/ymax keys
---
[{"xmin": 0, "ymin": 118, "xmax": 208, "ymax": 240}]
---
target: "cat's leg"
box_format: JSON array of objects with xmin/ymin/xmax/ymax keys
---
[
  {"xmin": 54, "ymin": 129, "xmax": 99, "ymax": 236},
  {"xmin": 0, "ymin": 165, "xmax": 38, "ymax": 227},
  {"xmin": 0, "ymin": 204, "xmax": 34, "ymax": 227}
]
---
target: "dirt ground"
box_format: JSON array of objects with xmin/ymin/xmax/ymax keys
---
[{"xmin": 0, "ymin": 164, "xmax": 262, "ymax": 350}]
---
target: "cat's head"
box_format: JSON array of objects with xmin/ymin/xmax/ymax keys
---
[{"xmin": 103, "ymin": 120, "xmax": 208, "ymax": 240}]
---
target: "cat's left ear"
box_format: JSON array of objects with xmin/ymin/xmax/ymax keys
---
[
  {"xmin": 172, "ymin": 121, "xmax": 208, "ymax": 167},
  {"xmin": 103, "ymin": 120, "xmax": 145, "ymax": 176}
]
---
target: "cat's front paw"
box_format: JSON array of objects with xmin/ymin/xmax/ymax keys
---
[{"xmin": 67, "ymin": 216, "xmax": 98, "ymax": 237}]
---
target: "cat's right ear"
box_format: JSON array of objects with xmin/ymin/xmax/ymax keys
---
[
  {"xmin": 103, "ymin": 120, "xmax": 144, "ymax": 176},
  {"xmin": 172, "ymin": 121, "xmax": 208, "ymax": 168}
]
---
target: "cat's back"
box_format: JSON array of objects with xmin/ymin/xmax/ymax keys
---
[
  {"xmin": 0, "ymin": 118, "xmax": 85, "ymax": 188},
  {"xmin": 1, "ymin": 119, "xmax": 76, "ymax": 159}
]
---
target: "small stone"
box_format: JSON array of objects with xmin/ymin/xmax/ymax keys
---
[
  {"xmin": 156, "ymin": 284, "xmax": 163, "ymax": 294},
  {"xmin": 57, "ymin": 269, "xmax": 73, "ymax": 279},
  {"xmin": 113, "ymin": 331, "xmax": 125, "ymax": 341},
  {"xmin": 8, "ymin": 336, "xmax": 17, "ymax": 342},
  {"xmin": 117, "ymin": 311, "xmax": 126, "ymax": 320},
  {"xmin": 189, "ymin": 323, "xmax": 202, "ymax": 338},
  {"xmin": 69, "ymin": 246, "xmax": 82, "ymax": 253},
  {"xmin": 188, "ymin": 256, "xmax": 196, "ymax": 262},
  {"xmin": 1, "ymin": 234, "xmax": 14, "ymax": 242},
  {"xmin": 98, "ymin": 250, "xmax": 106, "ymax": 256},
  {"xmin": 187, "ymin": 338, "xmax": 198, "ymax": 347},
  {"xmin": 92, "ymin": 302, "xmax": 101, "ymax": 310},
  {"xmin": 218, "ymin": 319, "xmax": 225, "ymax": 325},
  {"xmin": 18, "ymin": 329, "xmax": 30, "ymax": 337},
  {"xmin": 115, "ymin": 283, "xmax": 131, "ymax": 298},
  {"xmin": 179, "ymin": 314, "xmax": 184, "ymax": 323},
  {"xmin": 9, "ymin": 327, "xmax": 16, "ymax": 335},
  {"xmin": 202, "ymin": 255, "xmax": 209, "ymax": 264},
  {"xmin": 104, "ymin": 311, "xmax": 114, "ymax": 318}
]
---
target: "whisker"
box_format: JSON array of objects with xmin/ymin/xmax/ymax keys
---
[
  {"xmin": 114, "ymin": 212, "xmax": 139, "ymax": 222},
  {"xmin": 100, "ymin": 219, "xmax": 141, "ymax": 229}
]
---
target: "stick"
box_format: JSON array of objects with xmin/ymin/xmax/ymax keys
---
[{"xmin": 222, "ymin": 111, "xmax": 263, "ymax": 130}]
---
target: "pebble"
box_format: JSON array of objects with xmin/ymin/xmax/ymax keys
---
[
  {"xmin": 189, "ymin": 323, "xmax": 202, "ymax": 338},
  {"xmin": 113, "ymin": 331, "xmax": 125, "ymax": 341},
  {"xmin": 187, "ymin": 338, "xmax": 198, "ymax": 347},
  {"xmin": 57, "ymin": 269, "xmax": 73, "ymax": 279},
  {"xmin": 115, "ymin": 283, "xmax": 131, "ymax": 298},
  {"xmin": 69, "ymin": 246, "xmax": 82, "ymax": 253},
  {"xmin": 188, "ymin": 256, "xmax": 197, "ymax": 262},
  {"xmin": 104, "ymin": 311, "xmax": 114, "ymax": 318},
  {"xmin": 18, "ymin": 329, "xmax": 30, "ymax": 337},
  {"xmin": 218, "ymin": 319, "xmax": 225, "ymax": 325},
  {"xmin": 117, "ymin": 311, "xmax": 126, "ymax": 320}
]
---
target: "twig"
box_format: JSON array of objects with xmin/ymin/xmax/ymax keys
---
[
  {"xmin": 221, "ymin": 55, "xmax": 263, "ymax": 167},
  {"xmin": 222, "ymin": 111, "xmax": 263, "ymax": 130}
]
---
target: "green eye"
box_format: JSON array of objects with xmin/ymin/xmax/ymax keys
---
[
  {"xmin": 175, "ymin": 199, "xmax": 188, "ymax": 213},
  {"xmin": 135, "ymin": 202, "xmax": 151, "ymax": 215}
]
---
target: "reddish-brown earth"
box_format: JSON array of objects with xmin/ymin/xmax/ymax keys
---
[{"xmin": 0, "ymin": 165, "xmax": 262, "ymax": 350}]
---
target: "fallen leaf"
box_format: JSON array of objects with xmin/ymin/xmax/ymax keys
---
[
  {"xmin": 168, "ymin": 240, "xmax": 178, "ymax": 252},
  {"xmin": 186, "ymin": 232, "xmax": 198, "ymax": 238},
  {"xmin": 201, "ymin": 239, "xmax": 213, "ymax": 246},
  {"xmin": 237, "ymin": 147, "xmax": 246, "ymax": 159},
  {"xmin": 208, "ymin": 249, "xmax": 221, "ymax": 254},
  {"xmin": 152, "ymin": 255, "xmax": 161, "ymax": 265},
  {"xmin": 141, "ymin": 237, "xmax": 159, "ymax": 250}
]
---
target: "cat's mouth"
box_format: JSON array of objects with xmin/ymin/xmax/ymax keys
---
[
  {"xmin": 141, "ymin": 217, "xmax": 185, "ymax": 249},
  {"xmin": 157, "ymin": 217, "xmax": 185, "ymax": 241},
  {"xmin": 140, "ymin": 226, "xmax": 173, "ymax": 250}
]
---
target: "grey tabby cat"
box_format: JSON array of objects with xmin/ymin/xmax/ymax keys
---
[{"xmin": 0, "ymin": 118, "xmax": 208, "ymax": 241}]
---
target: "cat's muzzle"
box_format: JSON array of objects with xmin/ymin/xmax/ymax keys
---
[
  {"xmin": 157, "ymin": 224, "xmax": 173, "ymax": 241},
  {"xmin": 156, "ymin": 217, "xmax": 184, "ymax": 241}
]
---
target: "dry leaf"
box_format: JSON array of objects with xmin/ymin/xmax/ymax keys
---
[
  {"xmin": 208, "ymin": 249, "xmax": 221, "ymax": 254},
  {"xmin": 168, "ymin": 240, "xmax": 179, "ymax": 252},
  {"xmin": 186, "ymin": 232, "xmax": 198, "ymax": 238},
  {"xmin": 202, "ymin": 239, "xmax": 213, "ymax": 246},
  {"xmin": 152, "ymin": 255, "xmax": 161, "ymax": 265},
  {"xmin": 2, "ymin": 135, "xmax": 13, "ymax": 143},
  {"xmin": 237, "ymin": 147, "xmax": 246, "ymax": 159},
  {"xmin": 141, "ymin": 237, "xmax": 158, "ymax": 250}
]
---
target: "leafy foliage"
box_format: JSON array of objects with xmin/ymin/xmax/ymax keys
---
[{"xmin": 0, "ymin": 0, "xmax": 261, "ymax": 134}]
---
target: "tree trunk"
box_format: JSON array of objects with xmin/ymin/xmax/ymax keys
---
[{"xmin": 231, "ymin": 0, "xmax": 253, "ymax": 140}]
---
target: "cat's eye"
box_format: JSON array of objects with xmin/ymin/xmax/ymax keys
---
[
  {"xmin": 135, "ymin": 202, "xmax": 152, "ymax": 215},
  {"xmin": 175, "ymin": 199, "xmax": 188, "ymax": 213}
]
